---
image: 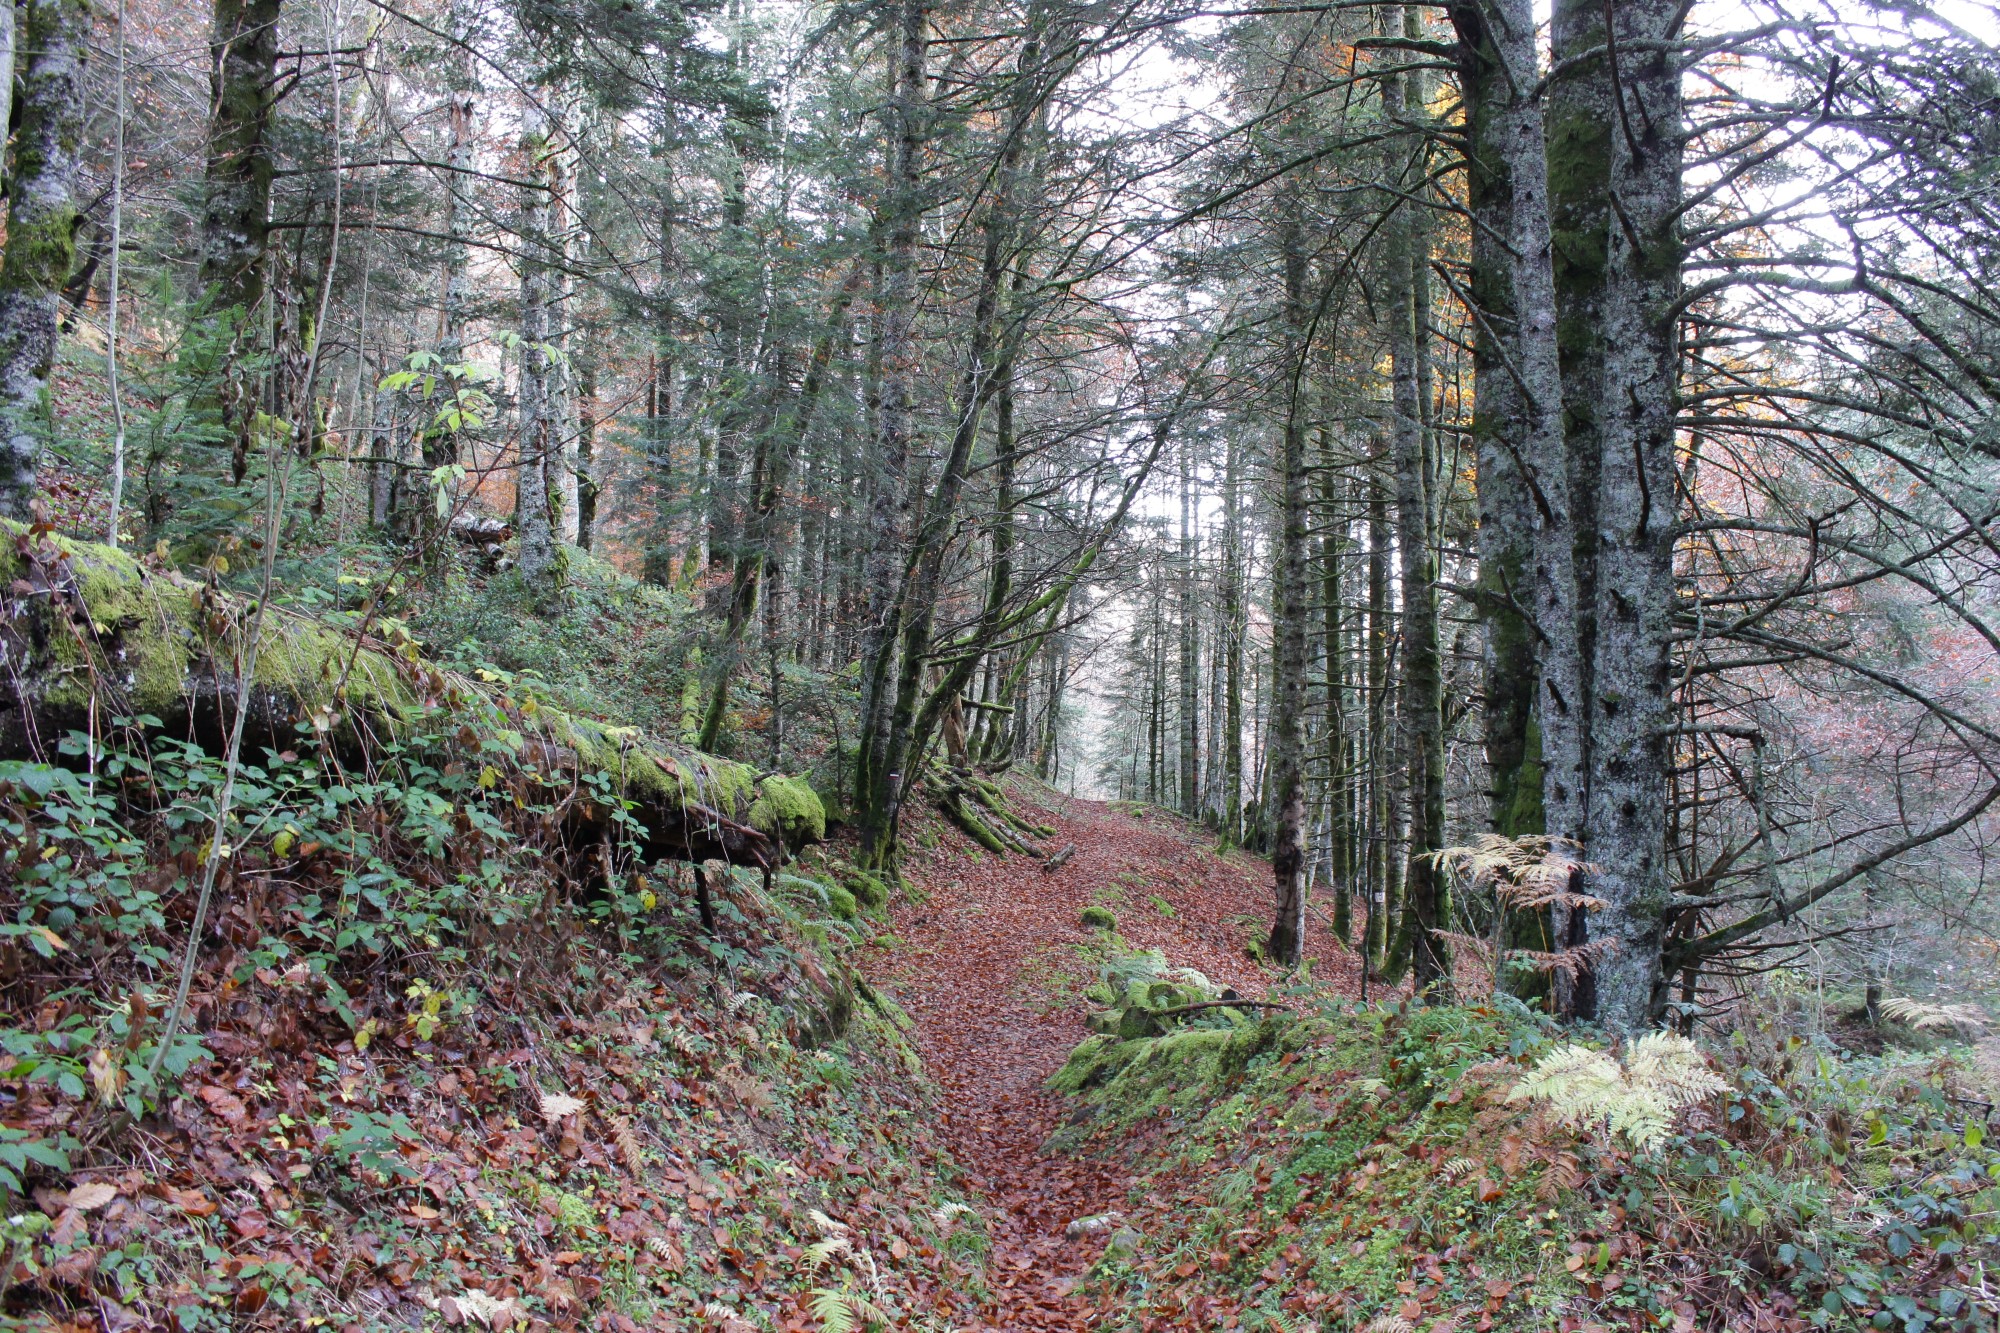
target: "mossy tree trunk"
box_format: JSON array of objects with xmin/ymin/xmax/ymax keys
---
[
  {"xmin": 1381, "ymin": 6, "xmax": 1448, "ymax": 994},
  {"xmin": 515, "ymin": 97, "xmax": 560, "ymax": 595},
  {"xmin": 1450, "ymin": 0, "xmax": 1539, "ymax": 840},
  {"xmin": 1545, "ymin": 0, "xmax": 1612, "ymax": 1023},
  {"xmin": 852, "ymin": 0, "xmax": 928, "ymax": 869},
  {"xmin": 0, "ymin": 522, "xmax": 825, "ymax": 868},
  {"xmin": 0, "ymin": 0, "xmax": 89, "ymax": 520},
  {"xmin": 197, "ymin": 0, "xmax": 282, "ymax": 480}
]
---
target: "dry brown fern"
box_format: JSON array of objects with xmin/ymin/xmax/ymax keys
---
[
  {"xmin": 1535, "ymin": 1148, "xmax": 1582, "ymax": 1201},
  {"xmin": 609, "ymin": 1113, "xmax": 645, "ymax": 1175},
  {"xmin": 1436, "ymin": 1156, "xmax": 1480, "ymax": 1185}
]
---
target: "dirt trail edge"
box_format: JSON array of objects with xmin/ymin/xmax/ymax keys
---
[{"xmin": 876, "ymin": 784, "xmax": 1353, "ymax": 1331}]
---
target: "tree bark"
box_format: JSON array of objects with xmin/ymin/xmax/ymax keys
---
[
  {"xmin": 1582, "ymin": 0, "xmax": 1685, "ymax": 1032},
  {"xmin": 1545, "ymin": 0, "xmax": 1613, "ymax": 1020},
  {"xmin": 1266, "ymin": 197, "xmax": 1313, "ymax": 966},
  {"xmin": 1451, "ymin": 0, "xmax": 1538, "ymax": 838},
  {"xmin": 853, "ymin": 0, "xmax": 929, "ymax": 866},
  {"xmin": 199, "ymin": 0, "xmax": 281, "ymax": 315},
  {"xmin": 0, "ymin": 0, "xmax": 88, "ymax": 520},
  {"xmin": 515, "ymin": 97, "xmax": 559, "ymax": 594},
  {"xmin": 1382, "ymin": 12, "xmax": 1448, "ymax": 994}
]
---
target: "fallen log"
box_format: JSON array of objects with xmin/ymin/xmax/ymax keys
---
[
  {"xmin": 1043, "ymin": 842, "xmax": 1077, "ymax": 873},
  {"xmin": 0, "ymin": 521, "xmax": 824, "ymax": 869}
]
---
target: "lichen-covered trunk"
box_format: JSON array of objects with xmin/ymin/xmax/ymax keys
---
[
  {"xmin": 547, "ymin": 108, "xmax": 581, "ymax": 547},
  {"xmin": 1220, "ymin": 430, "xmax": 1245, "ymax": 843},
  {"xmin": 852, "ymin": 0, "xmax": 928, "ymax": 867},
  {"xmin": 196, "ymin": 0, "xmax": 281, "ymax": 480},
  {"xmin": 199, "ymin": 0, "xmax": 280, "ymax": 315},
  {"xmin": 515, "ymin": 99, "xmax": 558, "ymax": 593},
  {"xmin": 1545, "ymin": 0, "xmax": 1613, "ymax": 1020},
  {"xmin": 1476, "ymin": 0, "xmax": 1589, "ymax": 866},
  {"xmin": 1267, "ymin": 202, "xmax": 1312, "ymax": 967},
  {"xmin": 0, "ymin": 0, "xmax": 88, "ymax": 520},
  {"xmin": 1451, "ymin": 0, "xmax": 1538, "ymax": 838},
  {"xmin": 1583, "ymin": 0, "xmax": 1684, "ymax": 1033},
  {"xmin": 1178, "ymin": 432, "xmax": 1201, "ymax": 818}
]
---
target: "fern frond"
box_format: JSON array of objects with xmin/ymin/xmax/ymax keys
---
[
  {"xmin": 809, "ymin": 1288, "xmax": 858, "ymax": 1333},
  {"xmin": 932, "ymin": 1201, "xmax": 976, "ymax": 1228},
  {"xmin": 609, "ymin": 1114, "xmax": 645, "ymax": 1174},
  {"xmin": 1361, "ymin": 1316, "xmax": 1415, "ymax": 1333},
  {"xmin": 1881, "ymin": 996, "xmax": 1990, "ymax": 1036},
  {"xmin": 1625, "ymin": 1032, "xmax": 1728, "ymax": 1109},
  {"xmin": 808, "ymin": 1208, "xmax": 850, "ymax": 1236},
  {"xmin": 537, "ymin": 1090, "xmax": 585, "ymax": 1122},
  {"xmin": 849, "ymin": 1294, "xmax": 892, "ymax": 1327},
  {"xmin": 804, "ymin": 1236, "xmax": 853, "ymax": 1272},
  {"xmin": 1510, "ymin": 1033, "xmax": 1723, "ymax": 1151},
  {"xmin": 1437, "ymin": 1155, "xmax": 1480, "ymax": 1185}
]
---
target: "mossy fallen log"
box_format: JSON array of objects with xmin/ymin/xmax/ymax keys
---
[{"xmin": 0, "ymin": 521, "xmax": 823, "ymax": 868}]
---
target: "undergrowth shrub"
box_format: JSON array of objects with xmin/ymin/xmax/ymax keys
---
[{"xmin": 1049, "ymin": 983, "xmax": 2000, "ymax": 1332}]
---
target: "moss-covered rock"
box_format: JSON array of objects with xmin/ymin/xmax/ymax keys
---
[
  {"xmin": 1080, "ymin": 905, "xmax": 1118, "ymax": 931},
  {"xmin": 847, "ymin": 869, "xmax": 891, "ymax": 912}
]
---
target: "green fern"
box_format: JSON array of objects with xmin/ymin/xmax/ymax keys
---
[
  {"xmin": 810, "ymin": 1288, "xmax": 858, "ymax": 1333},
  {"xmin": 1509, "ymin": 1032, "xmax": 1725, "ymax": 1151}
]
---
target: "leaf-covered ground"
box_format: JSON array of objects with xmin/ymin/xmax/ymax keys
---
[{"xmin": 875, "ymin": 782, "xmax": 1362, "ymax": 1330}]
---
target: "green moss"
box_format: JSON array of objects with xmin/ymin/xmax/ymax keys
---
[
  {"xmin": 1080, "ymin": 905, "xmax": 1117, "ymax": 931},
  {"xmin": 846, "ymin": 870, "xmax": 890, "ymax": 911},
  {"xmin": 0, "ymin": 520, "xmax": 830, "ymax": 863},
  {"xmin": 820, "ymin": 880, "xmax": 859, "ymax": 920},
  {"xmin": 1050, "ymin": 1019, "xmax": 1284, "ymax": 1128},
  {"xmin": 748, "ymin": 774, "xmax": 825, "ymax": 846}
]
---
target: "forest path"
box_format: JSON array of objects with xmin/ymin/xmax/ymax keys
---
[{"xmin": 876, "ymin": 781, "xmax": 1360, "ymax": 1330}]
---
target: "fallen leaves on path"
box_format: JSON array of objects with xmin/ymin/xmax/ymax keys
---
[{"xmin": 877, "ymin": 785, "xmax": 1362, "ymax": 1330}]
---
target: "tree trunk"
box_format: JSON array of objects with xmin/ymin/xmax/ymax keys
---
[
  {"xmin": 577, "ymin": 356, "xmax": 598, "ymax": 550},
  {"xmin": 1364, "ymin": 474, "xmax": 1392, "ymax": 970},
  {"xmin": 0, "ymin": 0, "xmax": 88, "ymax": 519},
  {"xmin": 852, "ymin": 0, "xmax": 928, "ymax": 867},
  {"xmin": 1267, "ymin": 199, "xmax": 1313, "ymax": 967},
  {"xmin": 1544, "ymin": 0, "xmax": 1613, "ymax": 1020},
  {"xmin": 548, "ymin": 104, "xmax": 581, "ymax": 547},
  {"xmin": 1382, "ymin": 13, "xmax": 1448, "ymax": 994},
  {"xmin": 515, "ymin": 97, "xmax": 559, "ymax": 594},
  {"xmin": 1582, "ymin": 0, "xmax": 1684, "ymax": 1032},
  {"xmin": 1221, "ymin": 429, "xmax": 1245, "ymax": 844},
  {"xmin": 0, "ymin": 522, "xmax": 826, "ymax": 865},
  {"xmin": 1178, "ymin": 430, "xmax": 1201, "ymax": 817},
  {"xmin": 199, "ymin": 0, "xmax": 281, "ymax": 315},
  {"xmin": 1452, "ymin": 0, "xmax": 1538, "ymax": 838}
]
